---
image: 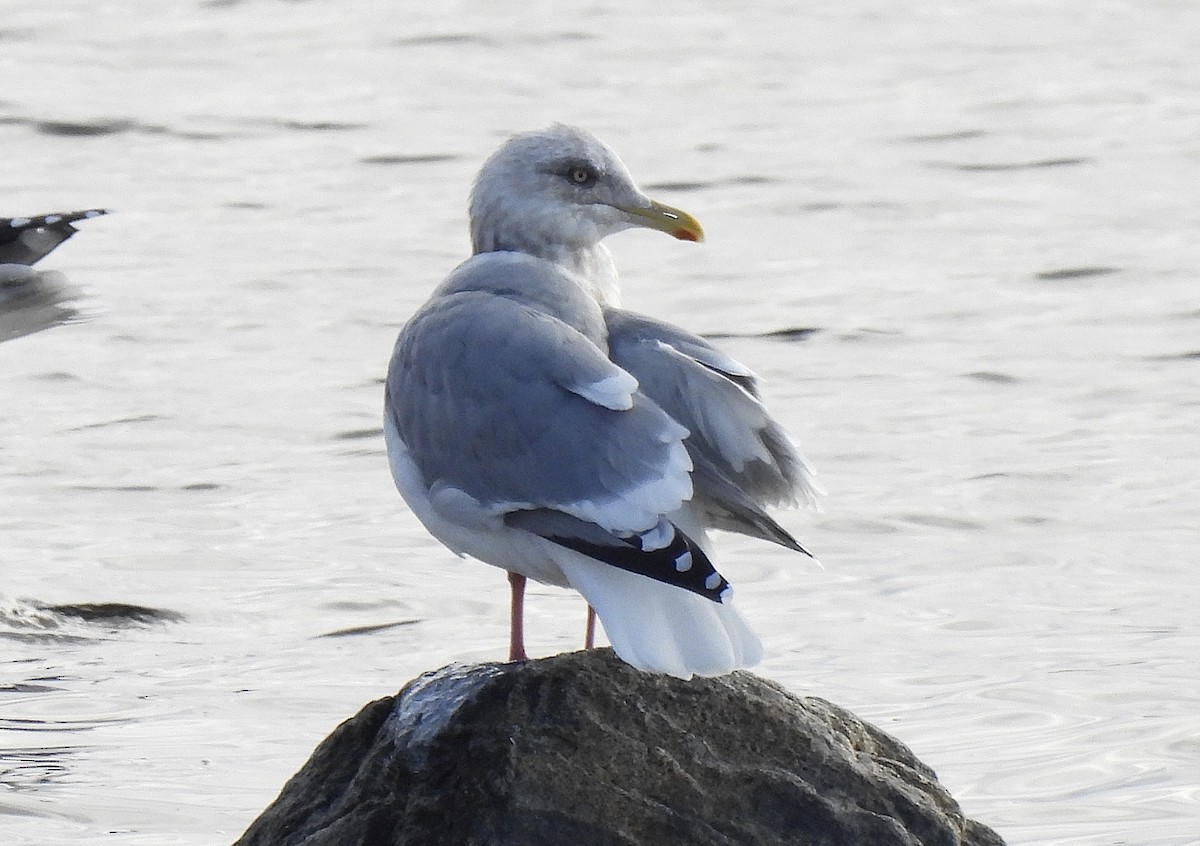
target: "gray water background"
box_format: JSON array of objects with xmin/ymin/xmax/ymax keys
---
[{"xmin": 2, "ymin": 1, "xmax": 1198, "ymax": 843}]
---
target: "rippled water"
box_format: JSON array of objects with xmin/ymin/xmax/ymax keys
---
[{"xmin": 3, "ymin": 2, "xmax": 1198, "ymax": 844}]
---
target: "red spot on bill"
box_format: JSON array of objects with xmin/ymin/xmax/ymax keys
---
[{"xmin": 672, "ymin": 228, "xmax": 700, "ymax": 242}]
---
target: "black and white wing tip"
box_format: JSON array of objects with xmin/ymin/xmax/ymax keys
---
[
  {"xmin": 0, "ymin": 209, "xmax": 112, "ymax": 266},
  {"xmin": 506, "ymin": 510, "xmax": 733, "ymax": 603}
]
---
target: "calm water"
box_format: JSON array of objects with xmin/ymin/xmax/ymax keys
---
[{"xmin": 3, "ymin": 2, "xmax": 1198, "ymax": 844}]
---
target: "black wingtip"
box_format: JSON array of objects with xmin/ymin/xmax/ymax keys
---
[
  {"xmin": 790, "ymin": 534, "xmax": 816, "ymax": 559},
  {"xmin": 756, "ymin": 517, "xmax": 814, "ymax": 559},
  {"xmin": 505, "ymin": 510, "xmax": 738, "ymax": 603},
  {"xmin": 554, "ymin": 522, "xmax": 732, "ymax": 603},
  {"xmin": 0, "ymin": 208, "xmax": 111, "ymax": 266}
]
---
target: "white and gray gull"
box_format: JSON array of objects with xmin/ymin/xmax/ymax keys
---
[
  {"xmin": 384, "ymin": 125, "xmax": 820, "ymax": 679},
  {"xmin": 1, "ymin": 209, "xmax": 108, "ymax": 343}
]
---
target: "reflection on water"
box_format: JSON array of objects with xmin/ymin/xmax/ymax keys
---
[
  {"xmin": 3, "ymin": 0, "xmax": 1199, "ymax": 844},
  {"xmin": 0, "ymin": 269, "xmax": 84, "ymax": 344}
]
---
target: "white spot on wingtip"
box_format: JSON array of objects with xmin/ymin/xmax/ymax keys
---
[
  {"xmin": 704, "ymin": 573, "xmax": 720, "ymax": 590},
  {"xmin": 640, "ymin": 519, "xmax": 673, "ymax": 551},
  {"xmin": 8, "ymin": 218, "xmax": 31, "ymax": 227},
  {"xmin": 674, "ymin": 550, "xmax": 692, "ymax": 572},
  {"xmin": 719, "ymin": 586, "xmax": 733, "ymax": 602}
]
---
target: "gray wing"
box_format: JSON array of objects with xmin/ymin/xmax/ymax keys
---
[
  {"xmin": 605, "ymin": 307, "xmax": 819, "ymax": 551},
  {"xmin": 387, "ymin": 289, "xmax": 692, "ymax": 534}
]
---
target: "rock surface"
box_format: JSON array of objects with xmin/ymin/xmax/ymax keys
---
[{"xmin": 234, "ymin": 649, "xmax": 1005, "ymax": 846}]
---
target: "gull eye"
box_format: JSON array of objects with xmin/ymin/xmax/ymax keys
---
[{"xmin": 567, "ymin": 165, "xmax": 596, "ymax": 186}]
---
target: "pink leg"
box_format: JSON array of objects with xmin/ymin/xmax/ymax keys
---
[
  {"xmin": 508, "ymin": 571, "xmax": 528, "ymax": 662},
  {"xmin": 584, "ymin": 605, "xmax": 596, "ymax": 650}
]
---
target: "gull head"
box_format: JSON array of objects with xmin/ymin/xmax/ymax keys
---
[{"xmin": 469, "ymin": 124, "xmax": 704, "ymax": 258}]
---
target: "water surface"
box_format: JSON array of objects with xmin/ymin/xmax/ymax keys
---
[{"xmin": 2, "ymin": 2, "xmax": 1198, "ymax": 844}]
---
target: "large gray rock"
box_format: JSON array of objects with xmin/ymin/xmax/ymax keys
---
[{"xmin": 235, "ymin": 649, "xmax": 1005, "ymax": 846}]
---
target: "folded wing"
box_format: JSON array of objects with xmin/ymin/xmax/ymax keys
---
[
  {"xmin": 605, "ymin": 308, "xmax": 820, "ymax": 552},
  {"xmin": 387, "ymin": 279, "xmax": 693, "ymax": 539}
]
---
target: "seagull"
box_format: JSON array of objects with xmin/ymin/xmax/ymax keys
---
[
  {"xmin": 384, "ymin": 126, "xmax": 819, "ymax": 679},
  {"xmin": 1, "ymin": 209, "xmax": 108, "ymax": 344}
]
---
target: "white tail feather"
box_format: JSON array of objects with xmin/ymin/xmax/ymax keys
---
[{"xmin": 556, "ymin": 550, "xmax": 762, "ymax": 679}]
